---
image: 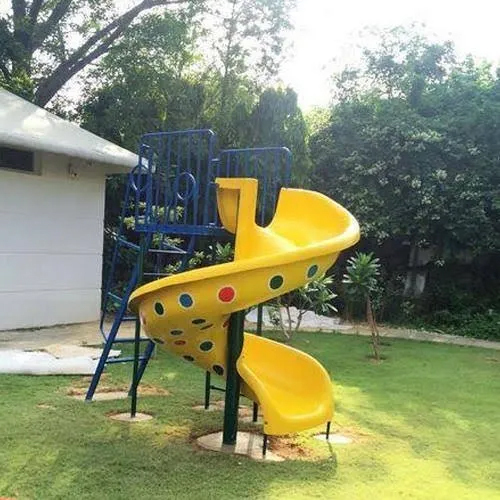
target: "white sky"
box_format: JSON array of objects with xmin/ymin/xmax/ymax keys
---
[
  {"xmin": 282, "ymin": 0, "xmax": 500, "ymax": 109},
  {"xmin": 2, "ymin": 0, "xmax": 500, "ymax": 111}
]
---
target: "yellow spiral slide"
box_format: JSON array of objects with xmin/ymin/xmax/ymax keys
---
[{"xmin": 129, "ymin": 178, "xmax": 359, "ymax": 436}]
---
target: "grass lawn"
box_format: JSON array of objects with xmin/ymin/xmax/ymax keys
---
[{"xmin": 1, "ymin": 332, "xmax": 499, "ymax": 499}]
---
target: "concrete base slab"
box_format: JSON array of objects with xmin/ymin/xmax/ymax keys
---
[
  {"xmin": 71, "ymin": 391, "xmax": 129, "ymax": 401},
  {"xmin": 196, "ymin": 431, "xmax": 283, "ymax": 461},
  {"xmin": 315, "ymin": 433, "xmax": 352, "ymax": 444},
  {"xmin": 109, "ymin": 412, "xmax": 153, "ymax": 422}
]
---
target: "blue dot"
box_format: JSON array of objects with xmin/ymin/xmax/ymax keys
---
[
  {"xmin": 170, "ymin": 329, "xmax": 183, "ymax": 336},
  {"xmin": 192, "ymin": 318, "xmax": 206, "ymax": 325},
  {"xmin": 179, "ymin": 293, "xmax": 193, "ymax": 308},
  {"xmin": 154, "ymin": 302, "xmax": 165, "ymax": 315}
]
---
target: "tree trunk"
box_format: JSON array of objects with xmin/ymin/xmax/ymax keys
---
[{"xmin": 366, "ymin": 295, "xmax": 380, "ymax": 361}]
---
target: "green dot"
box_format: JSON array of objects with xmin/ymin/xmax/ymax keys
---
[
  {"xmin": 269, "ymin": 275, "xmax": 284, "ymax": 290},
  {"xmin": 183, "ymin": 355, "xmax": 194, "ymax": 362},
  {"xmin": 199, "ymin": 341, "xmax": 214, "ymax": 352},
  {"xmin": 307, "ymin": 265, "xmax": 319, "ymax": 278},
  {"xmin": 213, "ymin": 365, "xmax": 224, "ymax": 376},
  {"xmin": 154, "ymin": 302, "xmax": 164, "ymax": 315}
]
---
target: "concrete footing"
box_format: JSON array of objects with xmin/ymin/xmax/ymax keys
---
[{"xmin": 196, "ymin": 431, "xmax": 283, "ymax": 461}]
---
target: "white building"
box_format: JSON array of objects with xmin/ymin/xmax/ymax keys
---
[{"xmin": 0, "ymin": 89, "xmax": 136, "ymax": 330}]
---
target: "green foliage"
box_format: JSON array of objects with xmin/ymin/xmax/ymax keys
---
[
  {"xmin": 342, "ymin": 252, "xmax": 381, "ymax": 299},
  {"xmin": 311, "ymin": 26, "xmax": 500, "ymax": 253},
  {"xmin": 310, "ymin": 25, "xmax": 500, "ymax": 338},
  {"xmin": 271, "ymin": 274, "xmax": 337, "ymax": 340}
]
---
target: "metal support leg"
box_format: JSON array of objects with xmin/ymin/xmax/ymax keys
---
[
  {"xmin": 263, "ymin": 434, "xmax": 268, "ymax": 457},
  {"xmin": 128, "ymin": 340, "xmax": 155, "ymax": 396},
  {"xmin": 326, "ymin": 421, "xmax": 331, "ymax": 441},
  {"xmin": 130, "ymin": 234, "xmax": 146, "ymax": 418},
  {"xmin": 130, "ymin": 317, "xmax": 141, "ymax": 418},
  {"xmin": 252, "ymin": 304, "xmax": 264, "ymax": 422},
  {"xmin": 222, "ymin": 311, "xmax": 245, "ymax": 446},
  {"xmin": 204, "ymin": 371, "xmax": 211, "ymax": 409}
]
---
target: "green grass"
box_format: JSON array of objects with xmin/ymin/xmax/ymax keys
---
[{"xmin": 1, "ymin": 333, "xmax": 499, "ymax": 499}]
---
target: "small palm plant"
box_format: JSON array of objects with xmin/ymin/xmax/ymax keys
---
[{"xmin": 343, "ymin": 252, "xmax": 381, "ymax": 360}]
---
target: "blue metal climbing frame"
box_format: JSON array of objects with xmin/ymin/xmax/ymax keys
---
[{"xmin": 86, "ymin": 129, "xmax": 292, "ymax": 401}]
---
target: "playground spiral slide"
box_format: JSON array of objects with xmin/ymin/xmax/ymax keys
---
[{"xmin": 129, "ymin": 178, "xmax": 359, "ymax": 436}]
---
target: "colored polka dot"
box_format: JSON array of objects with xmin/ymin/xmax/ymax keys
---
[
  {"xmin": 213, "ymin": 365, "xmax": 224, "ymax": 376},
  {"xmin": 179, "ymin": 293, "xmax": 193, "ymax": 308},
  {"xmin": 223, "ymin": 318, "xmax": 229, "ymax": 328},
  {"xmin": 269, "ymin": 275, "xmax": 284, "ymax": 290},
  {"xmin": 170, "ymin": 329, "xmax": 183, "ymax": 336},
  {"xmin": 200, "ymin": 323, "xmax": 213, "ymax": 330},
  {"xmin": 199, "ymin": 341, "xmax": 214, "ymax": 352},
  {"xmin": 174, "ymin": 340, "xmax": 186, "ymax": 346},
  {"xmin": 153, "ymin": 337, "xmax": 164, "ymax": 344},
  {"xmin": 183, "ymin": 355, "xmax": 194, "ymax": 362},
  {"xmin": 218, "ymin": 286, "xmax": 235, "ymax": 303},
  {"xmin": 307, "ymin": 264, "xmax": 319, "ymax": 278},
  {"xmin": 192, "ymin": 318, "xmax": 206, "ymax": 325},
  {"xmin": 154, "ymin": 302, "xmax": 165, "ymax": 316}
]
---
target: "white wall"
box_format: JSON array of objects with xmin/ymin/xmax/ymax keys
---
[{"xmin": 0, "ymin": 152, "xmax": 108, "ymax": 330}]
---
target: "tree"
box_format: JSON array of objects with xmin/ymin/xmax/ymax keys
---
[
  {"xmin": 343, "ymin": 252, "xmax": 381, "ymax": 360},
  {"xmin": 0, "ymin": 0, "xmax": 203, "ymax": 106},
  {"xmin": 78, "ymin": 10, "xmax": 204, "ymax": 149},
  {"xmin": 310, "ymin": 26, "xmax": 500, "ymax": 299},
  {"xmin": 203, "ymin": 0, "xmax": 295, "ymax": 145},
  {"xmin": 249, "ymin": 87, "xmax": 311, "ymax": 184}
]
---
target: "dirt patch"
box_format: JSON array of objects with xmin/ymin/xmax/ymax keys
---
[
  {"xmin": 485, "ymin": 357, "xmax": 500, "ymax": 363},
  {"xmin": 36, "ymin": 403, "xmax": 55, "ymax": 410},
  {"xmin": 267, "ymin": 435, "xmax": 317, "ymax": 460}
]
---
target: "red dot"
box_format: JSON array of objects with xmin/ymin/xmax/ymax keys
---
[
  {"xmin": 218, "ymin": 286, "xmax": 235, "ymax": 303},
  {"xmin": 174, "ymin": 340, "xmax": 186, "ymax": 346},
  {"xmin": 223, "ymin": 318, "xmax": 229, "ymax": 328}
]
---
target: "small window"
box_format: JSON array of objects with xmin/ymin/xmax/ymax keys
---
[{"xmin": 0, "ymin": 146, "xmax": 35, "ymax": 173}]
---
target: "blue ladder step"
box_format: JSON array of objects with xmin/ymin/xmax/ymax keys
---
[
  {"xmin": 117, "ymin": 238, "xmax": 140, "ymax": 251},
  {"xmin": 108, "ymin": 292, "xmax": 125, "ymax": 304},
  {"xmin": 122, "ymin": 315, "xmax": 138, "ymax": 321},
  {"xmin": 107, "ymin": 355, "xmax": 150, "ymax": 364}
]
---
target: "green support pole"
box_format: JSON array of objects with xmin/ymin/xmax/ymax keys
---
[
  {"xmin": 222, "ymin": 310, "xmax": 245, "ymax": 445},
  {"xmin": 204, "ymin": 371, "xmax": 211, "ymax": 409},
  {"xmin": 252, "ymin": 304, "xmax": 264, "ymax": 422},
  {"xmin": 203, "ymin": 238, "xmax": 218, "ymax": 410},
  {"xmin": 130, "ymin": 234, "xmax": 146, "ymax": 418}
]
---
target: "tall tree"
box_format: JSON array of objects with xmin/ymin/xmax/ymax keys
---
[
  {"xmin": 203, "ymin": 0, "xmax": 295, "ymax": 145},
  {"xmin": 0, "ymin": 0, "xmax": 202, "ymax": 106},
  {"xmin": 310, "ymin": 26, "xmax": 500, "ymax": 298}
]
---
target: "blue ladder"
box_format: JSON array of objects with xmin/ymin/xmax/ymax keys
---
[{"xmin": 86, "ymin": 129, "xmax": 292, "ymax": 401}]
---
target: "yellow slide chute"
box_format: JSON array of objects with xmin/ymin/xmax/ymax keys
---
[{"xmin": 129, "ymin": 178, "xmax": 359, "ymax": 435}]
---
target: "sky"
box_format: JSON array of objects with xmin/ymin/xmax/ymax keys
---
[
  {"xmin": 282, "ymin": 0, "xmax": 500, "ymax": 109},
  {"xmin": 2, "ymin": 0, "xmax": 500, "ymax": 111}
]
